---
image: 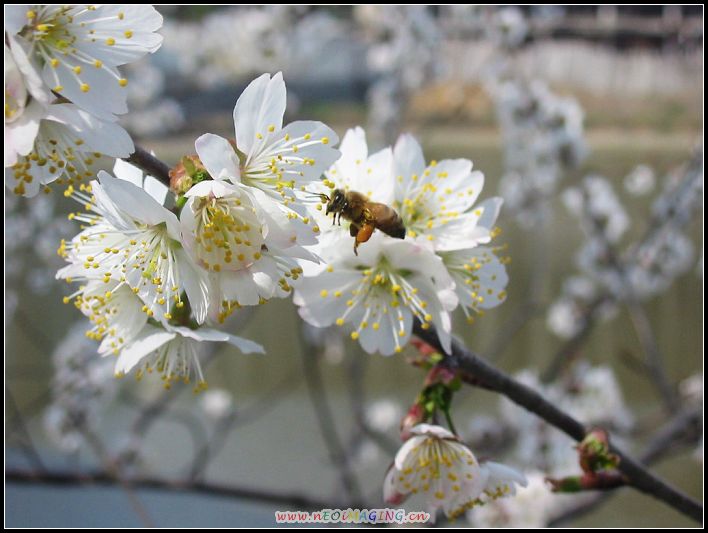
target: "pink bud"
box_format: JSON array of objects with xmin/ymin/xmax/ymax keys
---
[
  {"xmin": 424, "ymin": 366, "xmax": 457, "ymax": 387},
  {"xmin": 400, "ymin": 403, "xmax": 426, "ymax": 441},
  {"xmin": 411, "ymin": 337, "xmax": 438, "ymax": 357},
  {"xmin": 169, "ymin": 155, "xmax": 204, "ymax": 194}
]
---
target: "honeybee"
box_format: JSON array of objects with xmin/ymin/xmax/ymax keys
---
[{"xmin": 318, "ymin": 189, "xmax": 406, "ymax": 255}]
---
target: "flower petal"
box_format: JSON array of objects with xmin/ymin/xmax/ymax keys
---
[
  {"xmin": 195, "ymin": 133, "xmax": 241, "ymax": 182},
  {"xmin": 97, "ymin": 171, "xmax": 179, "ymax": 235},
  {"xmin": 233, "ymin": 72, "xmax": 286, "ymax": 157},
  {"xmin": 115, "ymin": 326, "xmax": 175, "ymax": 374},
  {"xmin": 394, "ymin": 133, "xmax": 426, "ymax": 188}
]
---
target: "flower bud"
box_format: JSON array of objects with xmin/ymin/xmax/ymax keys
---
[
  {"xmin": 169, "ymin": 155, "xmax": 205, "ymax": 194},
  {"xmin": 424, "ymin": 365, "xmax": 458, "ymax": 388},
  {"xmin": 410, "ymin": 337, "xmax": 439, "ymax": 358},
  {"xmin": 399, "ymin": 403, "xmax": 426, "ymax": 441}
]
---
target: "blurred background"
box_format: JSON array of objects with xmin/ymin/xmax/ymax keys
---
[{"xmin": 6, "ymin": 5, "xmax": 703, "ymax": 527}]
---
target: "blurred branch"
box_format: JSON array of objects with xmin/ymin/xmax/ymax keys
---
[
  {"xmin": 84, "ymin": 428, "xmax": 156, "ymax": 527},
  {"xmin": 188, "ymin": 371, "xmax": 302, "ymax": 481},
  {"xmin": 5, "ymin": 468, "xmax": 338, "ymax": 511},
  {"xmin": 118, "ymin": 379, "xmax": 207, "ymax": 469},
  {"xmin": 486, "ymin": 298, "xmax": 543, "ymax": 361},
  {"xmin": 587, "ymin": 198, "xmax": 679, "ymax": 412},
  {"xmin": 586, "ymin": 210, "xmax": 679, "ymax": 413},
  {"xmin": 542, "ymin": 150, "xmax": 701, "ymax": 392},
  {"xmin": 121, "ymin": 309, "xmax": 257, "ymax": 468},
  {"xmin": 639, "ymin": 406, "xmax": 702, "ymax": 465},
  {"xmin": 412, "ymin": 321, "xmax": 702, "ymax": 524},
  {"xmin": 188, "ymin": 411, "xmax": 238, "ymax": 482},
  {"xmin": 346, "ymin": 343, "xmax": 400, "ymax": 456},
  {"xmin": 6, "ymin": 390, "xmax": 47, "ymax": 473},
  {"xmin": 542, "ymin": 295, "xmax": 607, "ymax": 382},
  {"xmin": 625, "ymin": 299, "xmax": 679, "ymax": 412},
  {"xmin": 298, "ymin": 325, "xmax": 364, "ymax": 507}
]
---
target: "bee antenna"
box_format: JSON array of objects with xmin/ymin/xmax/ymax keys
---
[{"xmin": 303, "ymin": 190, "xmax": 330, "ymax": 202}]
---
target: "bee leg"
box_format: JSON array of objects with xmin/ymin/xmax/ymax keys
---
[{"xmin": 353, "ymin": 223, "xmax": 375, "ymax": 255}]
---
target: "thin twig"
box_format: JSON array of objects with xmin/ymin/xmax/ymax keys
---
[
  {"xmin": 77, "ymin": 422, "xmax": 155, "ymax": 527},
  {"xmin": 298, "ymin": 325, "xmax": 364, "ymax": 507},
  {"xmin": 486, "ymin": 167, "xmax": 550, "ymax": 362},
  {"xmin": 485, "ymin": 298, "xmax": 543, "ymax": 361},
  {"xmin": 5, "ymin": 469, "xmax": 337, "ymax": 510},
  {"xmin": 626, "ymin": 299, "xmax": 680, "ymax": 411},
  {"xmin": 413, "ymin": 322, "xmax": 702, "ymax": 524},
  {"xmin": 6, "ymin": 390, "xmax": 47, "ymax": 473},
  {"xmin": 188, "ymin": 372, "xmax": 302, "ymax": 481},
  {"xmin": 541, "ymin": 295, "xmax": 607, "ymax": 382}
]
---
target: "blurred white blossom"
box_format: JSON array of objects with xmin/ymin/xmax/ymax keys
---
[
  {"xmin": 365, "ymin": 398, "xmax": 402, "ymax": 432},
  {"xmin": 496, "ymin": 79, "xmax": 586, "ymax": 224},
  {"xmin": 44, "ymin": 321, "xmax": 118, "ymax": 453},
  {"xmin": 486, "ymin": 7, "xmax": 528, "ymax": 49},
  {"xmin": 624, "ymin": 165, "xmax": 656, "ymax": 196},
  {"xmin": 356, "ymin": 6, "xmax": 441, "ymax": 143},
  {"xmin": 121, "ymin": 60, "xmax": 185, "ymax": 137},
  {"xmin": 199, "ymin": 389, "xmax": 234, "ymax": 420}
]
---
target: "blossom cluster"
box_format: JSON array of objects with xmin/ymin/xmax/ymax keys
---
[
  {"xmin": 495, "ymin": 78, "xmax": 586, "ymax": 225},
  {"xmin": 355, "ymin": 6, "xmax": 441, "ymax": 144},
  {"xmin": 5, "ymin": 5, "xmax": 164, "ymax": 196},
  {"xmin": 43, "ymin": 321, "xmax": 118, "ymax": 453},
  {"xmin": 5, "ymin": 189, "xmax": 74, "ymax": 320},
  {"xmin": 159, "ymin": 6, "xmax": 343, "ymax": 91},
  {"xmin": 56, "ymin": 72, "xmax": 339, "ymax": 389},
  {"xmin": 547, "ymin": 162, "xmax": 702, "ymax": 339},
  {"xmin": 294, "ymin": 127, "xmax": 509, "ymax": 355}
]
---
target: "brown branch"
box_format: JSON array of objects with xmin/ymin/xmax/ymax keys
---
[
  {"xmin": 413, "ymin": 322, "xmax": 702, "ymax": 525},
  {"xmin": 548, "ymin": 406, "xmax": 702, "ymax": 526},
  {"xmin": 5, "ymin": 468, "xmax": 336, "ymax": 511},
  {"xmin": 121, "ymin": 147, "xmax": 701, "ymax": 523},
  {"xmin": 125, "ymin": 145, "xmax": 171, "ymax": 186}
]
